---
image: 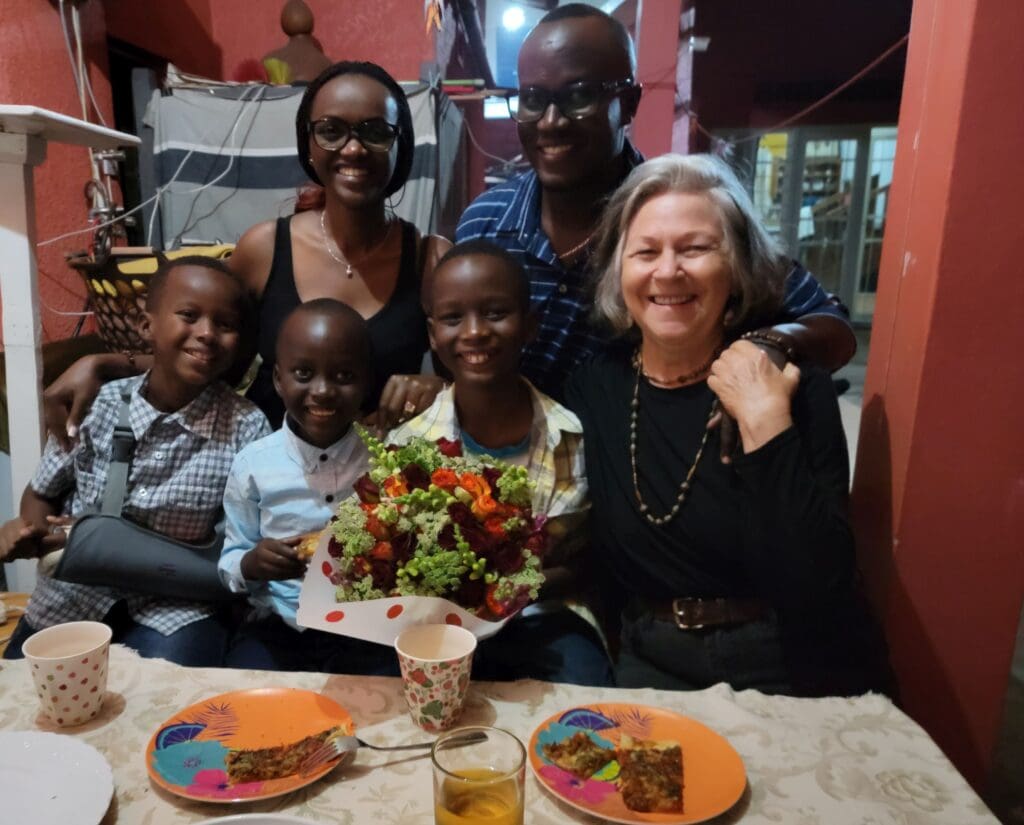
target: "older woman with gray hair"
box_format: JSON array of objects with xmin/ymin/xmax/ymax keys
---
[{"xmin": 565, "ymin": 154, "xmax": 887, "ymax": 696}]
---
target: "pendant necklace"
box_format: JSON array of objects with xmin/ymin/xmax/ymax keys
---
[{"xmin": 320, "ymin": 209, "xmax": 394, "ymax": 279}]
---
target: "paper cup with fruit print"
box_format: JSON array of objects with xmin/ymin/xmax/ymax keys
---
[
  {"xmin": 23, "ymin": 621, "xmax": 112, "ymax": 727},
  {"xmin": 395, "ymin": 624, "xmax": 476, "ymax": 731}
]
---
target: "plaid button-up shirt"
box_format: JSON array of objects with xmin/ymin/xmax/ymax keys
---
[
  {"xmin": 456, "ymin": 141, "xmax": 848, "ymax": 401},
  {"xmin": 26, "ymin": 374, "xmax": 271, "ymax": 636}
]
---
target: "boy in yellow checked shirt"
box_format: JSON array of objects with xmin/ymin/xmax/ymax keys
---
[{"xmin": 388, "ymin": 240, "xmax": 611, "ymax": 686}]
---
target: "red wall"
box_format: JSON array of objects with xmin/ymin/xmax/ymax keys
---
[
  {"xmin": 208, "ymin": 0, "xmax": 436, "ymax": 82},
  {"xmin": 104, "ymin": 0, "xmax": 221, "ymax": 77},
  {"xmin": 853, "ymin": 0, "xmax": 1024, "ymax": 789},
  {"xmin": 0, "ymin": 0, "xmax": 114, "ymax": 344}
]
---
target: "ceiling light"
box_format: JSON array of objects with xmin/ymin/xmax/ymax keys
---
[{"xmin": 503, "ymin": 6, "xmax": 526, "ymax": 32}]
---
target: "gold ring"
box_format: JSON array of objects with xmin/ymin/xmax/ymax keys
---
[{"xmin": 402, "ymin": 401, "xmax": 417, "ymax": 416}]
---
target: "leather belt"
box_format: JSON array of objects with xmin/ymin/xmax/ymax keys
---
[{"xmin": 648, "ymin": 597, "xmax": 772, "ymax": 630}]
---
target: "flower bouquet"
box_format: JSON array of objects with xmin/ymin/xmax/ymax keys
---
[{"xmin": 297, "ymin": 428, "xmax": 549, "ymax": 645}]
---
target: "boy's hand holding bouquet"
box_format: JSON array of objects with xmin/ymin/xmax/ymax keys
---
[{"xmin": 297, "ymin": 428, "xmax": 549, "ymax": 643}]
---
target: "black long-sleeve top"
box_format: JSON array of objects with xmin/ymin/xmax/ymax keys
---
[{"xmin": 563, "ymin": 341, "xmax": 857, "ymax": 622}]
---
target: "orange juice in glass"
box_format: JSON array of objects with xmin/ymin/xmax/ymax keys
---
[{"xmin": 432, "ymin": 727, "xmax": 525, "ymax": 825}]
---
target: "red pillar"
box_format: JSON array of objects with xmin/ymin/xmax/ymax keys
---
[
  {"xmin": 632, "ymin": 0, "xmax": 682, "ymax": 157},
  {"xmin": 852, "ymin": 0, "xmax": 1024, "ymax": 789}
]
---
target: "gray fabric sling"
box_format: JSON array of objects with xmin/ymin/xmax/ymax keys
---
[{"xmin": 53, "ymin": 392, "xmax": 234, "ymax": 601}]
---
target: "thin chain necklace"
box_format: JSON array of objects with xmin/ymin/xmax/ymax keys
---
[
  {"xmin": 556, "ymin": 230, "xmax": 595, "ymax": 261},
  {"xmin": 630, "ymin": 348, "xmax": 718, "ymax": 526},
  {"xmin": 320, "ymin": 209, "xmax": 394, "ymax": 279}
]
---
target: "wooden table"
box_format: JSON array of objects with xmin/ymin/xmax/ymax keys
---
[
  {"xmin": 0, "ymin": 645, "xmax": 999, "ymax": 824},
  {"xmin": 0, "ymin": 592, "xmax": 28, "ymax": 657}
]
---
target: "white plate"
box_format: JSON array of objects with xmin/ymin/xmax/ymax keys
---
[
  {"xmin": 0, "ymin": 731, "xmax": 114, "ymax": 825},
  {"xmin": 197, "ymin": 816, "xmax": 321, "ymax": 824}
]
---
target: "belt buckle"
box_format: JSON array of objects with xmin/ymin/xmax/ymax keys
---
[{"xmin": 672, "ymin": 598, "xmax": 706, "ymax": 630}]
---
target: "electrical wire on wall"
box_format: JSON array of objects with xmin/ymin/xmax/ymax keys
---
[
  {"xmin": 37, "ymin": 86, "xmax": 271, "ymax": 251},
  {"xmin": 171, "ymin": 88, "xmax": 268, "ymax": 244}
]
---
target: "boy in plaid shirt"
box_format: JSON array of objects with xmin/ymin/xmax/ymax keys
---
[{"xmin": 0, "ymin": 257, "xmax": 270, "ymax": 665}]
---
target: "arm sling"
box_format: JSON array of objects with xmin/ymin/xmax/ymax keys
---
[{"xmin": 53, "ymin": 391, "xmax": 235, "ymax": 601}]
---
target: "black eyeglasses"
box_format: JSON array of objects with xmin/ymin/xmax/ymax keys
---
[
  {"xmin": 309, "ymin": 116, "xmax": 399, "ymax": 153},
  {"xmin": 504, "ymin": 79, "xmax": 637, "ymax": 124}
]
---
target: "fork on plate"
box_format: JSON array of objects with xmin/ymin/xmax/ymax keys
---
[{"xmin": 299, "ymin": 729, "xmax": 487, "ymax": 776}]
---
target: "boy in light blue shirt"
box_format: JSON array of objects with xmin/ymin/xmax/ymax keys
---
[{"xmin": 219, "ymin": 299, "xmax": 394, "ymax": 673}]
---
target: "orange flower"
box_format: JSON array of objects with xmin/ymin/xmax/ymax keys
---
[
  {"xmin": 483, "ymin": 516, "xmax": 508, "ymax": 538},
  {"xmin": 431, "ymin": 468, "xmax": 459, "ymax": 491},
  {"xmin": 364, "ymin": 512, "xmax": 390, "ymax": 540},
  {"xmin": 459, "ymin": 472, "xmax": 491, "ymax": 499},
  {"xmin": 472, "ymin": 494, "xmax": 500, "ymax": 519},
  {"xmin": 383, "ymin": 475, "xmax": 408, "ymax": 497}
]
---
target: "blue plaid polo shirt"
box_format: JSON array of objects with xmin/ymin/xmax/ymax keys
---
[{"xmin": 456, "ymin": 141, "xmax": 848, "ymax": 401}]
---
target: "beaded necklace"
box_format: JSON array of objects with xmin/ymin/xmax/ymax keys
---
[{"xmin": 629, "ymin": 348, "xmax": 718, "ymax": 527}]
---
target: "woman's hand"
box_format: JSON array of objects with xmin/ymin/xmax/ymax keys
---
[
  {"xmin": 374, "ymin": 374, "xmax": 446, "ymax": 432},
  {"xmin": 43, "ymin": 354, "xmax": 125, "ymax": 449},
  {"xmin": 708, "ymin": 340, "xmax": 800, "ymax": 454},
  {"xmin": 240, "ymin": 536, "xmax": 307, "ymax": 581}
]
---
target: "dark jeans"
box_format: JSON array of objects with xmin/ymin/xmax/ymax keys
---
[
  {"xmin": 2, "ymin": 601, "xmax": 230, "ymax": 667},
  {"xmin": 225, "ymin": 614, "xmax": 400, "ymax": 676},
  {"xmin": 225, "ymin": 607, "xmax": 613, "ymax": 686},
  {"xmin": 616, "ymin": 610, "xmax": 792, "ymax": 693},
  {"xmin": 473, "ymin": 607, "xmax": 614, "ymax": 687}
]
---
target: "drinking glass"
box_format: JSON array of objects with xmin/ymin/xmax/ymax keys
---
[{"xmin": 432, "ymin": 726, "xmax": 525, "ymax": 825}]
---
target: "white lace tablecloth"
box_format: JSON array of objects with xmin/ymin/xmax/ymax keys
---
[{"xmin": 0, "ymin": 645, "xmax": 996, "ymax": 824}]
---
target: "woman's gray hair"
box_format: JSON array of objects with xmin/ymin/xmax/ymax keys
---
[{"xmin": 591, "ymin": 153, "xmax": 788, "ymax": 335}]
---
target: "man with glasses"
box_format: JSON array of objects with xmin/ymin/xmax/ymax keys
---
[{"xmin": 457, "ymin": 4, "xmax": 856, "ymax": 410}]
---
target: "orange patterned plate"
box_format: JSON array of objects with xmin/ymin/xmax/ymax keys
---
[
  {"xmin": 528, "ymin": 703, "xmax": 746, "ymax": 824},
  {"xmin": 146, "ymin": 688, "xmax": 353, "ymax": 803}
]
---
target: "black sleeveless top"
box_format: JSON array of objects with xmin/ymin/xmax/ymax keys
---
[{"xmin": 247, "ymin": 216, "xmax": 429, "ymax": 426}]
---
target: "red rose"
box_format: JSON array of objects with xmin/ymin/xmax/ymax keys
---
[
  {"xmin": 353, "ymin": 473, "xmax": 380, "ymax": 504},
  {"xmin": 369, "ymin": 558, "xmax": 396, "ymax": 591},
  {"xmin": 402, "ymin": 462, "xmax": 431, "ymax": 491},
  {"xmin": 436, "ymin": 437, "xmax": 463, "ymax": 457},
  {"xmin": 481, "ymin": 466, "xmax": 502, "ymax": 499},
  {"xmin": 391, "ymin": 532, "xmax": 416, "ymax": 563},
  {"xmin": 364, "ymin": 511, "xmax": 391, "ymax": 541},
  {"xmin": 482, "ymin": 540, "xmax": 525, "ymax": 575},
  {"xmin": 485, "ymin": 583, "xmax": 511, "ymax": 618},
  {"xmin": 456, "ymin": 578, "xmax": 486, "ymax": 608},
  {"xmin": 437, "ymin": 523, "xmax": 457, "ymax": 550}
]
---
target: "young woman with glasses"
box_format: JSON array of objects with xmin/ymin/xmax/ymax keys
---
[
  {"xmin": 232, "ymin": 61, "xmax": 451, "ymax": 427},
  {"xmin": 42, "ymin": 61, "xmax": 450, "ymax": 440}
]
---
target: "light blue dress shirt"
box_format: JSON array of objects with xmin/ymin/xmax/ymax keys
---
[{"xmin": 219, "ymin": 422, "xmax": 369, "ymax": 629}]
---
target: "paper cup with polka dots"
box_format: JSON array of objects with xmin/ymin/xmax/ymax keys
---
[
  {"xmin": 395, "ymin": 624, "xmax": 476, "ymax": 732},
  {"xmin": 23, "ymin": 621, "xmax": 112, "ymax": 727}
]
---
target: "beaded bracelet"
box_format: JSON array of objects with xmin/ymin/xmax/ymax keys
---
[{"xmin": 740, "ymin": 330, "xmax": 797, "ymax": 362}]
